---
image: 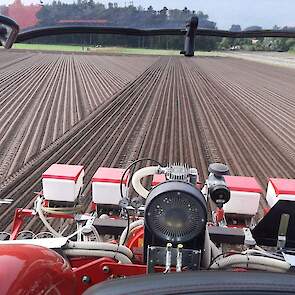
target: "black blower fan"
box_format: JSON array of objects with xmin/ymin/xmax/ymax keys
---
[{"xmin": 144, "ymin": 181, "xmax": 207, "ymax": 261}]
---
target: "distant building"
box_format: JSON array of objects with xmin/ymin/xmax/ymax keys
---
[{"xmin": 6, "ymin": 0, "xmax": 42, "ymax": 29}]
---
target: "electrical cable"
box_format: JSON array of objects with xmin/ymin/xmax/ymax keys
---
[
  {"xmin": 119, "ymin": 158, "xmax": 163, "ymax": 200},
  {"xmin": 66, "ymin": 241, "xmax": 133, "ymax": 258},
  {"xmin": 41, "ymin": 205, "xmax": 84, "ymax": 215},
  {"xmin": 118, "ymin": 158, "xmax": 163, "ymax": 249}
]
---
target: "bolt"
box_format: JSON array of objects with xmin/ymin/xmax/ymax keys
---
[
  {"xmin": 102, "ymin": 266, "xmax": 110, "ymax": 273},
  {"xmin": 82, "ymin": 275, "xmax": 91, "ymax": 284}
]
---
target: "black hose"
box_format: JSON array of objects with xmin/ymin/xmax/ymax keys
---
[
  {"xmin": 119, "ymin": 158, "xmax": 163, "ymax": 200},
  {"xmin": 119, "ymin": 158, "xmax": 163, "ymax": 246}
]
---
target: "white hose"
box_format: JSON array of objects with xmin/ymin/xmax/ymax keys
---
[
  {"xmin": 36, "ymin": 197, "xmax": 61, "ymax": 237},
  {"xmin": 132, "ymin": 166, "xmax": 159, "ymax": 198},
  {"xmin": 41, "ymin": 205, "xmax": 84, "ymax": 215},
  {"xmin": 36, "ymin": 197, "xmax": 101, "ymax": 241},
  {"xmin": 66, "ymin": 241, "xmax": 133, "ymax": 259},
  {"xmin": 119, "ymin": 219, "xmax": 144, "ymax": 245},
  {"xmin": 201, "ymin": 228, "xmax": 211, "ymax": 269},
  {"xmin": 242, "ymin": 249, "xmax": 285, "ymax": 261},
  {"xmin": 63, "ymin": 249, "xmax": 132, "ymax": 264},
  {"xmin": 210, "ymin": 241, "xmax": 222, "ymax": 259},
  {"xmin": 232, "ymin": 264, "xmax": 288, "ymax": 273},
  {"xmin": 210, "ymin": 254, "xmax": 290, "ymax": 272}
]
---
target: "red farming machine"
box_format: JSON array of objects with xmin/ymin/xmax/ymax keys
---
[
  {"xmin": 2, "ymin": 14, "xmax": 295, "ymax": 295},
  {"xmin": 1, "ymin": 161, "xmax": 295, "ymax": 294}
]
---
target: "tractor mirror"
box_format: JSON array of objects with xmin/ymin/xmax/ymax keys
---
[{"xmin": 0, "ymin": 15, "xmax": 19, "ymax": 49}]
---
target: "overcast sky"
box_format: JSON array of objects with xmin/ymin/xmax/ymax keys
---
[{"xmin": 2, "ymin": 0, "xmax": 295, "ymax": 29}]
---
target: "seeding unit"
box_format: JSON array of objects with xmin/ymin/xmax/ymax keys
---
[{"xmin": 1, "ymin": 161, "xmax": 295, "ymax": 294}]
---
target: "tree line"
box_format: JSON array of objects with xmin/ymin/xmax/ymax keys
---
[
  {"xmin": 220, "ymin": 24, "xmax": 295, "ymax": 52},
  {"xmin": 21, "ymin": 1, "xmax": 295, "ymax": 52},
  {"xmin": 31, "ymin": 2, "xmax": 220, "ymax": 50}
]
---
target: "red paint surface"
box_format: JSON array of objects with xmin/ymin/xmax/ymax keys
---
[
  {"xmin": 151, "ymin": 174, "xmax": 166, "ymax": 186},
  {"xmin": 0, "ymin": 244, "xmax": 76, "ymax": 294},
  {"xmin": 224, "ymin": 175, "xmax": 262, "ymax": 193},
  {"xmin": 215, "ymin": 207, "xmax": 225, "ymax": 223},
  {"xmin": 73, "ymin": 258, "xmax": 115, "ymax": 294},
  {"xmin": 125, "ymin": 225, "xmax": 144, "ymax": 263},
  {"xmin": 269, "ymin": 178, "xmax": 295, "ymax": 195},
  {"xmin": 92, "ymin": 167, "xmax": 127, "ymax": 184},
  {"xmin": 43, "ymin": 163, "xmax": 84, "ymax": 182},
  {"xmin": 7, "ymin": 0, "xmax": 41, "ymax": 30},
  {"xmin": 10, "ymin": 208, "xmax": 35, "ymax": 240},
  {"xmin": 73, "ymin": 259, "xmax": 166, "ymax": 294}
]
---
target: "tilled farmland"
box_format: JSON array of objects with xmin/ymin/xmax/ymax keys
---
[{"xmin": 1, "ymin": 51, "xmax": 295, "ymax": 232}]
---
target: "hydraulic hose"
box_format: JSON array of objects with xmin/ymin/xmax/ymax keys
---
[
  {"xmin": 66, "ymin": 241, "xmax": 133, "ymax": 259},
  {"xmin": 63, "ymin": 249, "xmax": 132, "ymax": 264},
  {"xmin": 132, "ymin": 166, "xmax": 159, "ymax": 198},
  {"xmin": 36, "ymin": 197, "xmax": 61, "ymax": 237},
  {"xmin": 41, "ymin": 205, "xmax": 84, "ymax": 215},
  {"xmin": 210, "ymin": 254, "xmax": 290, "ymax": 272},
  {"xmin": 36, "ymin": 197, "xmax": 100, "ymax": 241},
  {"xmin": 242, "ymin": 249, "xmax": 285, "ymax": 261}
]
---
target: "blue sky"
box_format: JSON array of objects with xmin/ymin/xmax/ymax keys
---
[{"xmin": 2, "ymin": 0, "xmax": 295, "ymax": 29}]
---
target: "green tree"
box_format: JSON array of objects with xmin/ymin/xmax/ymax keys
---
[{"xmin": 218, "ymin": 37, "xmax": 231, "ymax": 49}]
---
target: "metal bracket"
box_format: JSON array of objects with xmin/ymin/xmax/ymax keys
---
[
  {"xmin": 147, "ymin": 245, "xmax": 201, "ymax": 273},
  {"xmin": 277, "ymin": 214, "xmax": 290, "ymax": 250},
  {"xmin": 243, "ymin": 228, "xmax": 256, "ymax": 247}
]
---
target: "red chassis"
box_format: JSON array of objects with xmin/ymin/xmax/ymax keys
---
[{"xmin": 1, "ymin": 207, "xmax": 163, "ymax": 295}]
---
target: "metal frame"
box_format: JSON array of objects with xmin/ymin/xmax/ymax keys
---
[
  {"xmin": 73, "ymin": 258, "xmax": 165, "ymax": 294},
  {"xmin": 15, "ymin": 25, "xmax": 295, "ymax": 43},
  {"xmin": 10, "ymin": 208, "xmax": 74, "ymax": 240}
]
